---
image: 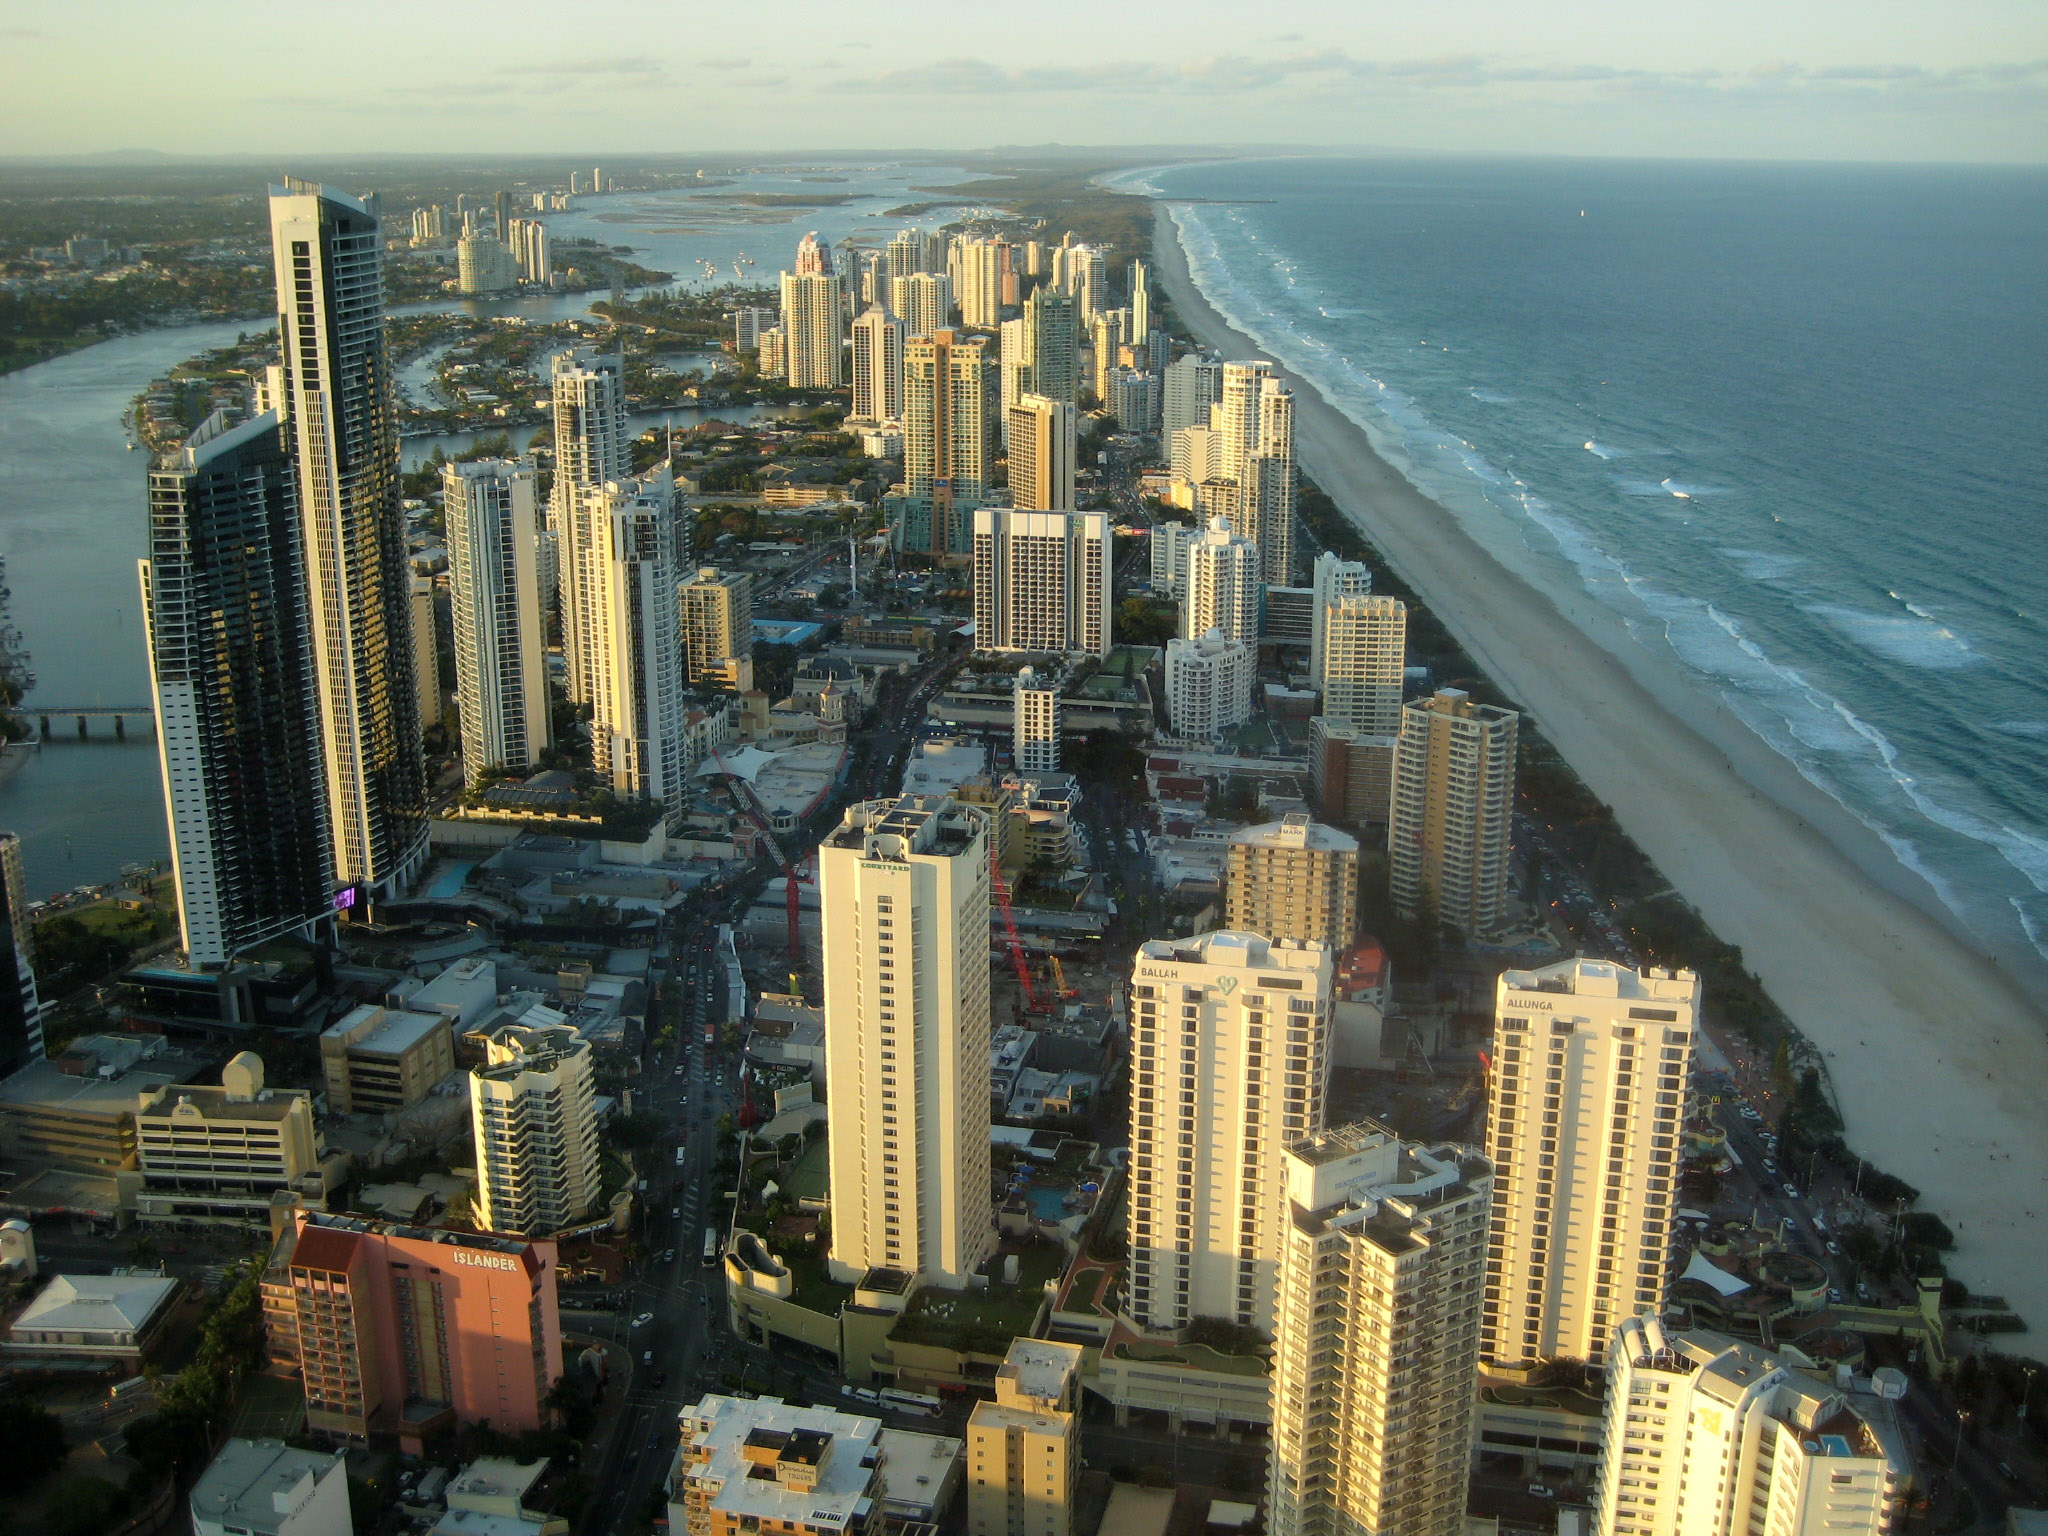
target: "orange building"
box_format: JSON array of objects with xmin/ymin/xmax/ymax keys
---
[{"xmin": 263, "ymin": 1211, "xmax": 562, "ymax": 1447}]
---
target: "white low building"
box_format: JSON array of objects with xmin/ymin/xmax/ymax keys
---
[
  {"xmin": 190, "ymin": 1438, "xmax": 351, "ymax": 1536},
  {"xmin": 1164, "ymin": 627, "xmax": 1253, "ymax": 741},
  {"xmin": 5, "ymin": 1272, "xmax": 181, "ymax": 1370}
]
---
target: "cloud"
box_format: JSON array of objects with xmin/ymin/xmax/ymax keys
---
[
  {"xmin": 699, "ymin": 55, "xmax": 752, "ymax": 70},
  {"xmin": 1, "ymin": 27, "xmax": 44, "ymax": 39},
  {"xmin": 826, "ymin": 48, "xmax": 2048, "ymax": 102},
  {"xmin": 501, "ymin": 56, "xmax": 665, "ymax": 78}
]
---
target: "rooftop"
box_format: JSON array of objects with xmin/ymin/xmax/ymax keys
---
[
  {"xmin": 189, "ymin": 1438, "xmax": 344, "ymax": 1535},
  {"xmin": 324, "ymin": 1003, "xmax": 447, "ymax": 1058},
  {"xmin": 0, "ymin": 1035, "xmax": 204, "ymax": 1119},
  {"xmin": 997, "ymin": 1337, "xmax": 1083, "ymax": 1404},
  {"xmin": 1229, "ymin": 814, "xmax": 1358, "ymax": 855},
  {"xmin": 672, "ymin": 1395, "xmax": 880, "ymax": 1531},
  {"xmin": 12, "ymin": 1272, "xmax": 180, "ymax": 1336},
  {"xmin": 1500, "ymin": 956, "xmax": 1699, "ymax": 1005},
  {"xmin": 1134, "ymin": 929, "xmax": 1330, "ymax": 976}
]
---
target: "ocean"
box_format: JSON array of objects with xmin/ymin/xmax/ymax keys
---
[{"xmin": 1119, "ymin": 156, "xmax": 2048, "ymax": 978}]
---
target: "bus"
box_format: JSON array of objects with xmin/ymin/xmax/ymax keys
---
[
  {"xmin": 878, "ymin": 1388, "xmax": 943, "ymax": 1418},
  {"xmin": 702, "ymin": 1228, "xmax": 721, "ymax": 1266}
]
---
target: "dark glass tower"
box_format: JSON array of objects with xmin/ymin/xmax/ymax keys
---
[
  {"xmin": 142, "ymin": 411, "xmax": 332, "ymax": 967},
  {"xmin": 269, "ymin": 179, "xmax": 428, "ymax": 898}
]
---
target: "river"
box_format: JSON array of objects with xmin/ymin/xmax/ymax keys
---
[{"xmin": 0, "ymin": 161, "xmax": 979, "ymax": 898}]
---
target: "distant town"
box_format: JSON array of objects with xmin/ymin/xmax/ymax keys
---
[{"xmin": 0, "ymin": 155, "xmax": 2037, "ymax": 1536}]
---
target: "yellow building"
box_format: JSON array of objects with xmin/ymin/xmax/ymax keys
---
[
  {"xmin": 1222, "ymin": 814, "xmax": 1360, "ymax": 950},
  {"xmin": 967, "ymin": 1339, "xmax": 1085, "ymax": 1536}
]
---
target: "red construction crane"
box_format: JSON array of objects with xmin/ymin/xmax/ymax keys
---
[{"xmin": 990, "ymin": 843, "xmax": 1044, "ymax": 1014}]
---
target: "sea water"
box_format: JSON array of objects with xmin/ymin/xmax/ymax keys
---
[{"xmin": 1123, "ymin": 156, "xmax": 2048, "ymax": 975}]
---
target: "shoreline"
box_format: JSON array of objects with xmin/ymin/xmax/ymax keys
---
[{"xmin": 1147, "ymin": 199, "xmax": 2048, "ymax": 1340}]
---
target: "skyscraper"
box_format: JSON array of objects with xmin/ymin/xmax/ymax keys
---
[
  {"xmin": 966, "ymin": 1339, "xmax": 1085, "ymax": 1536},
  {"xmin": 456, "ymin": 234, "xmax": 516, "ymax": 294},
  {"xmin": 1268, "ymin": 1123, "xmax": 1493, "ymax": 1536},
  {"xmin": 443, "ymin": 459, "xmax": 550, "ymax": 784},
  {"xmin": 269, "ymin": 180, "xmax": 428, "ymax": 900},
  {"xmin": 1148, "ymin": 519, "xmax": 1199, "ymax": 598},
  {"xmin": 820, "ymin": 794, "xmax": 995, "ymax": 1288},
  {"xmin": 1125, "ymin": 931, "xmax": 1334, "ymax": 1334},
  {"xmin": 1005, "ymin": 393, "xmax": 1076, "ymax": 512},
  {"xmin": 469, "ymin": 1020, "xmax": 601, "ymax": 1235},
  {"xmin": 580, "ymin": 472, "xmax": 690, "ymax": 816},
  {"xmin": 677, "ymin": 566, "xmax": 754, "ymax": 686},
  {"xmin": 1223, "ymin": 815, "xmax": 1360, "ymax": 950},
  {"xmin": 1484, "ymin": 958, "xmax": 1698, "ymax": 1368},
  {"xmin": 548, "ymin": 347, "xmax": 629, "ymax": 707},
  {"xmin": 1320, "ymin": 595, "xmax": 1407, "ymax": 735},
  {"xmin": 1089, "ymin": 308, "xmax": 1127, "ymax": 403},
  {"xmin": 0, "ymin": 832, "xmax": 43, "ymax": 1074},
  {"xmin": 1130, "ymin": 257, "xmax": 1150, "ymax": 340},
  {"xmin": 890, "ymin": 271, "xmax": 952, "ymax": 340},
  {"xmin": 779, "ymin": 261, "xmax": 844, "ymax": 388},
  {"xmin": 1023, "ymin": 285, "xmax": 1078, "ymax": 406},
  {"xmin": 903, "ymin": 329, "xmax": 991, "ymax": 556},
  {"xmin": 954, "ymin": 236, "xmax": 1008, "ymax": 330},
  {"xmin": 1012, "ymin": 667, "xmax": 1062, "ymax": 776},
  {"xmin": 970, "ymin": 509, "xmax": 1110, "ymax": 658},
  {"xmin": 1251, "ymin": 380, "xmax": 1296, "ymax": 583},
  {"xmin": 1216, "ymin": 362, "xmax": 1298, "ymax": 583},
  {"xmin": 411, "ymin": 576, "xmax": 440, "ymax": 729},
  {"xmin": 1162, "ymin": 353, "xmax": 1223, "ymax": 438},
  {"xmin": 1164, "ymin": 628, "xmax": 1256, "ymax": 741},
  {"xmin": 1390, "ymin": 689, "xmax": 1518, "ymax": 934},
  {"xmin": 1591, "ymin": 1318, "xmax": 1908, "ymax": 1536},
  {"xmin": 142, "ymin": 409, "xmax": 331, "ymax": 968},
  {"xmin": 1308, "ymin": 553, "xmax": 1374, "ymax": 689},
  {"xmin": 1184, "ymin": 514, "xmax": 1261, "ymax": 645},
  {"xmin": 849, "ymin": 305, "xmax": 903, "ymax": 423},
  {"xmin": 997, "ymin": 317, "xmax": 1030, "ymax": 443},
  {"xmin": 793, "ymin": 229, "xmax": 832, "ymax": 276}
]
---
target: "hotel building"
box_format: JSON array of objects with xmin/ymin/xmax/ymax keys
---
[
  {"xmin": 966, "ymin": 1339, "xmax": 1085, "ymax": 1536},
  {"xmin": 443, "ymin": 459, "xmax": 550, "ymax": 782},
  {"xmin": 141, "ymin": 410, "xmax": 331, "ymax": 967},
  {"xmin": 268, "ymin": 180, "xmax": 428, "ymax": 900},
  {"xmin": 1223, "ymin": 815, "xmax": 1360, "ymax": 950},
  {"xmin": 668, "ymin": 1395, "xmax": 885, "ymax": 1536},
  {"xmin": 1389, "ymin": 688, "xmax": 1518, "ymax": 935},
  {"xmin": 263, "ymin": 1210, "xmax": 561, "ymax": 1445},
  {"xmin": 470, "ymin": 1021, "xmax": 601, "ymax": 1236},
  {"xmin": 1268, "ymin": 1123, "xmax": 1493, "ymax": 1536},
  {"xmin": 820, "ymin": 795, "xmax": 995, "ymax": 1288},
  {"xmin": 1484, "ymin": 959, "xmax": 1698, "ymax": 1367},
  {"xmin": 1593, "ymin": 1317, "xmax": 1909, "ymax": 1536},
  {"xmin": 677, "ymin": 566, "xmax": 754, "ymax": 687},
  {"xmin": 970, "ymin": 509, "xmax": 1109, "ymax": 659},
  {"xmin": 1125, "ymin": 931, "xmax": 1334, "ymax": 1335}
]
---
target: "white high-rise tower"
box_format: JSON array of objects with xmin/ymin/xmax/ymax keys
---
[
  {"xmin": 1184, "ymin": 514, "xmax": 1261, "ymax": 644},
  {"xmin": 549, "ymin": 346, "xmax": 629, "ymax": 707},
  {"xmin": 443, "ymin": 459, "xmax": 550, "ymax": 783},
  {"xmin": 1484, "ymin": 958, "xmax": 1698, "ymax": 1368},
  {"xmin": 821, "ymin": 795, "xmax": 996, "ymax": 1289},
  {"xmin": 1592, "ymin": 1318, "xmax": 1907, "ymax": 1536},
  {"xmin": 970, "ymin": 509, "xmax": 1110, "ymax": 658},
  {"xmin": 1125, "ymin": 931, "xmax": 1334, "ymax": 1335},
  {"xmin": 850, "ymin": 305, "xmax": 903, "ymax": 423}
]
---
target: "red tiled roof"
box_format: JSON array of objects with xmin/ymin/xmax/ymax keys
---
[{"xmin": 290, "ymin": 1225, "xmax": 362, "ymax": 1274}]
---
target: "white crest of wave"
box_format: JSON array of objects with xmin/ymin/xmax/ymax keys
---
[{"xmin": 1806, "ymin": 604, "xmax": 1981, "ymax": 670}]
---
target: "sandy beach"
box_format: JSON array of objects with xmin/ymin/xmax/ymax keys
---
[{"xmin": 1149, "ymin": 207, "xmax": 2048, "ymax": 1345}]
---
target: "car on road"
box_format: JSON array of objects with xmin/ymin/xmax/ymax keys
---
[
  {"xmin": 1826, "ymin": 1240, "xmax": 1840, "ymax": 1255},
  {"xmin": 671, "ymin": 1206, "xmax": 682, "ymax": 1219},
  {"xmin": 1528, "ymin": 1485, "xmax": 1556, "ymax": 1499},
  {"xmin": 1782, "ymin": 1183, "xmax": 1799, "ymax": 1199},
  {"xmin": 642, "ymin": 1350, "xmax": 653, "ymax": 1365},
  {"xmin": 632, "ymin": 1311, "xmax": 654, "ymax": 1327}
]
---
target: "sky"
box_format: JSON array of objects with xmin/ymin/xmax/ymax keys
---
[{"xmin": 2, "ymin": 0, "xmax": 2043, "ymax": 163}]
